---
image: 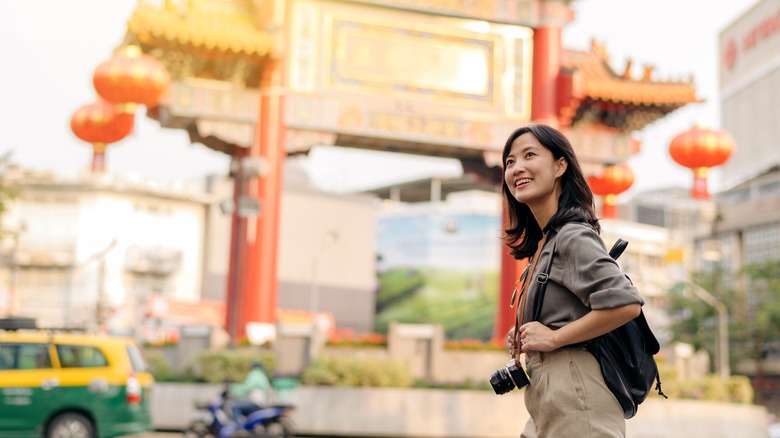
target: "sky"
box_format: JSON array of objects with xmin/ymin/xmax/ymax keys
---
[{"xmin": 0, "ymin": 0, "xmax": 757, "ymax": 197}]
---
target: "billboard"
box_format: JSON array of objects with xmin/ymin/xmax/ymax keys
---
[{"xmin": 375, "ymin": 206, "xmax": 501, "ymax": 340}]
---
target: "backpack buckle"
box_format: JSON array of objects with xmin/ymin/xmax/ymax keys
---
[{"xmin": 537, "ymin": 273, "xmax": 548, "ymax": 284}]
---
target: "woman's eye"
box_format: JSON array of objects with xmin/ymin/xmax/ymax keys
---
[
  {"xmin": 525, "ymin": 152, "xmax": 535, "ymax": 158},
  {"xmin": 506, "ymin": 159, "xmax": 514, "ymax": 166}
]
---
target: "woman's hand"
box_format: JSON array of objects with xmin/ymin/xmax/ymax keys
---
[
  {"xmin": 506, "ymin": 327, "xmax": 518, "ymax": 357},
  {"xmin": 518, "ymin": 321, "xmax": 559, "ymax": 352},
  {"xmin": 519, "ymin": 304, "xmax": 642, "ymax": 352}
]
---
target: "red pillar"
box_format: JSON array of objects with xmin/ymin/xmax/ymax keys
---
[
  {"xmin": 225, "ymin": 150, "xmax": 247, "ymax": 342},
  {"xmin": 243, "ymin": 59, "xmax": 286, "ymax": 333},
  {"xmin": 531, "ymin": 25, "xmax": 561, "ymax": 126},
  {"xmin": 493, "ymin": 11, "xmax": 563, "ymax": 343},
  {"xmin": 224, "ymin": 59, "xmax": 286, "ymax": 341}
]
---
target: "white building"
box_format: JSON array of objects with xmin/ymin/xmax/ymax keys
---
[
  {"xmin": 719, "ymin": 0, "xmax": 780, "ymax": 185},
  {"xmin": 0, "ymin": 160, "xmax": 379, "ymax": 335},
  {"xmin": 0, "ymin": 169, "xmax": 211, "ymax": 332}
]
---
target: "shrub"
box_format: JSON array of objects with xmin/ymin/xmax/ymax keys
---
[
  {"xmin": 144, "ymin": 350, "xmax": 176, "ymax": 382},
  {"xmin": 326, "ymin": 332, "xmax": 388, "ymax": 348},
  {"xmin": 195, "ymin": 348, "xmax": 276, "ymax": 384},
  {"xmin": 444, "ymin": 338, "xmax": 503, "ymax": 351},
  {"xmin": 301, "ymin": 356, "xmax": 412, "ymax": 388},
  {"xmin": 413, "ymin": 378, "xmax": 492, "ymax": 391},
  {"xmin": 726, "ymin": 375, "xmax": 754, "ymax": 404}
]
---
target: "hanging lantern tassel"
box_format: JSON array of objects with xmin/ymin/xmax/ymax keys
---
[
  {"xmin": 92, "ymin": 143, "xmax": 107, "ymax": 172},
  {"xmin": 602, "ymin": 193, "xmax": 618, "ymax": 219},
  {"xmin": 692, "ymin": 167, "xmax": 710, "ymax": 200}
]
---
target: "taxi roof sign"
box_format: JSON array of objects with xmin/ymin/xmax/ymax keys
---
[{"xmin": 0, "ymin": 317, "xmax": 37, "ymax": 331}]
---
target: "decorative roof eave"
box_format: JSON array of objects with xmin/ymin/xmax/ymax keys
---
[
  {"xmin": 121, "ymin": 1, "xmax": 278, "ymax": 88},
  {"xmin": 562, "ymin": 40, "xmax": 700, "ymax": 108},
  {"xmin": 126, "ymin": 2, "xmax": 275, "ymax": 61},
  {"xmin": 584, "ymin": 83, "xmax": 701, "ymax": 107}
]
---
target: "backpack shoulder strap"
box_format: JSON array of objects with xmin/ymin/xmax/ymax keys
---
[{"xmin": 532, "ymin": 236, "xmax": 629, "ymax": 322}]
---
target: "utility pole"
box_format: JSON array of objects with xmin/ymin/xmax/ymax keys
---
[
  {"xmin": 67, "ymin": 239, "xmax": 116, "ymax": 328},
  {"xmin": 681, "ymin": 281, "xmax": 730, "ymax": 379}
]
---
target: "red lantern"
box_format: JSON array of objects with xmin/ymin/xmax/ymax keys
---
[
  {"xmin": 669, "ymin": 125, "xmax": 736, "ymax": 199},
  {"xmin": 93, "ymin": 45, "xmax": 171, "ymax": 112},
  {"xmin": 588, "ymin": 163, "xmax": 634, "ymax": 219},
  {"xmin": 70, "ymin": 101, "xmax": 134, "ymax": 172}
]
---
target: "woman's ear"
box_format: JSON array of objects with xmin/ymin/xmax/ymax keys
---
[{"xmin": 555, "ymin": 157, "xmax": 568, "ymax": 178}]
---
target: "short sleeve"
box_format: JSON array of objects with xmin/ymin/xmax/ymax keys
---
[{"xmin": 555, "ymin": 223, "xmax": 644, "ymax": 310}]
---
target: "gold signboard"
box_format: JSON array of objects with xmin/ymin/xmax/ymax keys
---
[
  {"xmin": 288, "ymin": 0, "xmax": 533, "ymax": 155},
  {"xmin": 169, "ymin": 78, "xmax": 259, "ymax": 123},
  {"xmin": 330, "ymin": 21, "xmax": 494, "ymax": 102},
  {"xmin": 166, "ymin": 79, "xmax": 260, "ymax": 148},
  {"xmin": 339, "ymin": 0, "xmax": 535, "ymax": 27}
]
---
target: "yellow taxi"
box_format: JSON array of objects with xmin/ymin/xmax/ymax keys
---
[{"xmin": 0, "ymin": 320, "xmax": 154, "ymax": 438}]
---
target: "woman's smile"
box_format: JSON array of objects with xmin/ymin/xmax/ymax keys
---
[{"xmin": 514, "ymin": 177, "xmax": 533, "ymax": 189}]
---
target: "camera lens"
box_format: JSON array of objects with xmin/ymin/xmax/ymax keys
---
[{"xmin": 489, "ymin": 368, "xmax": 515, "ymax": 395}]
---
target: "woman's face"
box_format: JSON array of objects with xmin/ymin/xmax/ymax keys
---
[{"xmin": 504, "ymin": 132, "xmax": 566, "ymax": 207}]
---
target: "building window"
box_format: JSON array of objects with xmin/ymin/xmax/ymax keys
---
[
  {"xmin": 720, "ymin": 188, "xmax": 750, "ymax": 204},
  {"xmin": 758, "ymin": 180, "xmax": 780, "ymax": 199},
  {"xmin": 636, "ymin": 205, "xmax": 665, "ymax": 228},
  {"xmin": 744, "ymin": 223, "xmax": 780, "ymax": 265}
]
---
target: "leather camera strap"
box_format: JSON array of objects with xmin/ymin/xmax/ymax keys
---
[
  {"xmin": 531, "ymin": 238, "xmax": 557, "ymax": 322},
  {"xmin": 512, "ymin": 233, "xmax": 547, "ymax": 360}
]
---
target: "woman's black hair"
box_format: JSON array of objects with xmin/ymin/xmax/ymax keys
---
[{"xmin": 501, "ymin": 124, "xmax": 600, "ymax": 259}]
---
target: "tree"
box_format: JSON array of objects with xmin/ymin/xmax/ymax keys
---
[
  {"xmin": 666, "ymin": 259, "xmax": 780, "ymax": 396},
  {"xmin": 0, "ymin": 153, "xmax": 20, "ymax": 317},
  {"xmin": 0, "ymin": 152, "xmax": 18, "ymax": 225},
  {"xmin": 666, "ymin": 268, "xmax": 732, "ymax": 369}
]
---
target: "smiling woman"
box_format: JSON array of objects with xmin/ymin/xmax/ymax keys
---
[
  {"xmin": 503, "ymin": 131, "xmax": 567, "ymax": 225},
  {"xmin": 499, "ymin": 124, "xmax": 643, "ymax": 438}
]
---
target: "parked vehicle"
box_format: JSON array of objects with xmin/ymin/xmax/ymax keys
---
[
  {"xmin": 185, "ymin": 388, "xmax": 294, "ymax": 438},
  {"xmin": 0, "ymin": 318, "xmax": 154, "ymax": 438}
]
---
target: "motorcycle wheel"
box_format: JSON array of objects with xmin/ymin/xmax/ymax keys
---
[
  {"xmin": 257, "ymin": 417, "xmax": 294, "ymax": 438},
  {"xmin": 183, "ymin": 421, "xmax": 214, "ymax": 438}
]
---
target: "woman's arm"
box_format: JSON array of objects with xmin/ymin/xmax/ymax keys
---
[{"xmin": 518, "ymin": 303, "xmax": 641, "ymax": 352}]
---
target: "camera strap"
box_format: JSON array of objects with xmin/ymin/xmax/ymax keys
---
[
  {"xmin": 532, "ymin": 238, "xmax": 558, "ymax": 322},
  {"xmin": 512, "ymin": 233, "xmax": 548, "ymax": 360}
]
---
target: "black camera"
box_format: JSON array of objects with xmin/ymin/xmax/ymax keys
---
[{"xmin": 489, "ymin": 358, "xmax": 530, "ymax": 395}]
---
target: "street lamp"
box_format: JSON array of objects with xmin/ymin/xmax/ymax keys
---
[{"xmin": 677, "ymin": 280, "xmax": 730, "ymax": 380}]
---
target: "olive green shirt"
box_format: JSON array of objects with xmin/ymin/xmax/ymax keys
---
[{"xmin": 521, "ymin": 222, "xmax": 644, "ymax": 330}]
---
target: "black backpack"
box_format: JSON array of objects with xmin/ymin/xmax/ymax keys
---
[{"xmin": 533, "ymin": 237, "xmax": 667, "ymax": 419}]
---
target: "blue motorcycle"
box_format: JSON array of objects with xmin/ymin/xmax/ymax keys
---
[{"xmin": 185, "ymin": 388, "xmax": 295, "ymax": 438}]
